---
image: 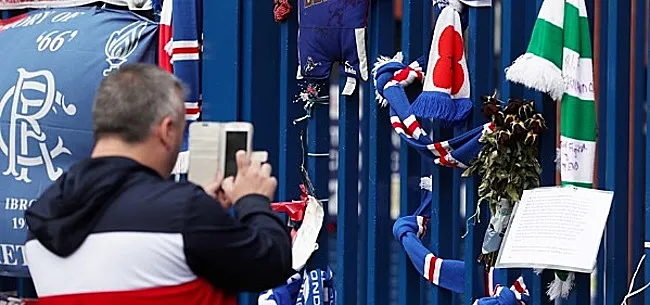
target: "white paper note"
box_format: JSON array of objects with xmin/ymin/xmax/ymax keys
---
[
  {"xmin": 291, "ymin": 196, "xmax": 324, "ymax": 271},
  {"xmin": 495, "ymin": 186, "xmax": 613, "ymax": 273}
]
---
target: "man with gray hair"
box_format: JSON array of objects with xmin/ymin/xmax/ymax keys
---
[{"xmin": 24, "ymin": 64, "xmax": 293, "ymax": 305}]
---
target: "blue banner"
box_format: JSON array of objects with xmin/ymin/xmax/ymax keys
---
[
  {"xmin": 0, "ymin": 1, "xmax": 152, "ymax": 10},
  {"xmin": 0, "ymin": 7, "xmax": 157, "ymax": 277}
]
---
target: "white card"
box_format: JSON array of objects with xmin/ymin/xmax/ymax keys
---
[{"xmin": 495, "ymin": 186, "xmax": 613, "ymax": 273}]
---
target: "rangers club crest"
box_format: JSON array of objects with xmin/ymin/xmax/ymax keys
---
[{"xmin": 0, "ymin": 68, "xmax": 77, "ymax": 183}]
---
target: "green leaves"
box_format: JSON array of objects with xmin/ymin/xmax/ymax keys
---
[
  {"xmin": 468, "ymin": 95, "xmax": 546, "ymax": 212},
  {"xmin": 468, "ymin": 95, "xmax": 548, "ymax": 268}
]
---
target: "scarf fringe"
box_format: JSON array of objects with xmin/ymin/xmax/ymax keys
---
[
  {"xmin": 504, "ymin": 53, "xmax": 564, "ymax": 101},
  {"xmin": 547, "ymin": 271, "xmax": 575, "ymax": 300},
  {"xmin": 172, "ymin": 151, "xmax": 189, "ymax": 175},
  {"xmin": 372, "ymin": 52, "xmax": 404, "ymax": 107},
  {"xmin": 420, "ymin": 176, "xmax": 433, "ymax": 191}
]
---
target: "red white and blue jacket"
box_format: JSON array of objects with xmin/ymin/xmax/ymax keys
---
[{"xmin": 24, "ymin": 157, "xmax": 293, "ymax": 305}]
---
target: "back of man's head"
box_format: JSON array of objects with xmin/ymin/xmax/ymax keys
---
[{"xmin": 92, "ymin": 63, "xmax": 185, "ymax": 143}]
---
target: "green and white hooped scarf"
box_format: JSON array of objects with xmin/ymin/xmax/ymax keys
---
[{"xmin": 504, "ymin": 0, "xmax": 595, "ymax": 300}]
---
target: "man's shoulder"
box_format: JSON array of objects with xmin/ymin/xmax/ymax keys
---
[{"xmin": 94, "ymin": 179, "xmax": 211, "ymax": 234}]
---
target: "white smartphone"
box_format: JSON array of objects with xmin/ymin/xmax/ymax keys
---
[
  {"xmin": 187, "ymin": 122, "xmax": 253, "ymax": 188},
  {"xmin": 222, "ymin": 122, "xmax": 254, "ymax": 178}
]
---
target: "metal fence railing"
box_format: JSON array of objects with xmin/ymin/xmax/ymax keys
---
[{"xmin": 2, "ymin": 1, "xmax": 649, "ymax": 305}]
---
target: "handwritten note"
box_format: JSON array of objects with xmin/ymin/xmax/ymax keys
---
[
  {"xmin": 560, "ymin": 136, "xmax": 595, "ymax": 183},
  {"xmin": 291, "ymin": 196, "xmax": 324, "ymax": 271},
  {"xmin": 495, "ymin": 186, "xmax": 613, "ymax": 273}
]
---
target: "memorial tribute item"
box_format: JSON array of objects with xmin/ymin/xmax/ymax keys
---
[
  {"xmin": 259, "ymin": 185, "xmax": 330, "ymax": 305},
  {"xmin": 504, "ymin": 0, "xmax": 595, "ymax": 298},
  {"xmin": 0, "ymin": 6, "xmax": 157, "ymax": 277},
  {"xmin": 373, "ymin": 53, "xmax": 494, "ymax": 169},
  {"xmin": 296, "ymin": 0, "xmax": 369, "ymax": 102},
  {"xmin": 495, "ymin": 186, "xmax": 613, "ymax": 274},
  {"xmin": 462, "ymin": 96, "xmax": 546, "ymax": 268},
  {"xmin": 0, "ymin": 0, "xmax": 151, "ymax": 10},
  {"xmin": 373, "ymin": 0, "xmax": 495, "ymax": 168},
  {"xmin": 409, "ymin": 4, "xmax": 472, "ymax": 125},
  {"xmin": 159, "ymin": 0, "xmax": 202, "ymax": 176},
  {"xmin": 391, "ymin": 181, "xmax": 531, "ymax": 304}
]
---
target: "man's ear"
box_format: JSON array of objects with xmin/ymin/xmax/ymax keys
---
[{"xmin": 158, "ymin": 116, "xmax": 176, "ymax": 149}]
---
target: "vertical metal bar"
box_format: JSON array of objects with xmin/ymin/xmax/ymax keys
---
[
  {"xmin": 593, "ymin": 0, "xmax": 607, "ymax": 303},
  {"xmin": 360, "ymin": 106, "xmax": 368, "ymax": 305},
  {"xmin": 358, "ymin": 3, "xmax": 373, "ymax": 297},
  {"xmin": 277, "ymin": 0, "xmax": 302, "ymax": 209},
  {"xmin": 605, "ymin": 0, "xmax": 631, "ymax": 304},
  {"xmin": 431, "ymin": 123, "xmax": 454, "ymax": 305},
  {"xmin": 399, "ymin": 1, "xmax": 424, "ymax": 305},
  {"xmin": 238, "ymin": 1, "xmax": 280, "ymax": 304},
  {"xmin": 629, "ymin": 0, "xmax": 646, "ymax": 302},
  {"xmin": 239, "ymin": 0, "xmax": 280, "ymax": 173},
  {"xmin": 499, "ymin": 0, "xmax": 525, "ymax": 100},
  {"xmin": 336, "ymin": 81, "xmax": 360, "ymax": 305},
  {"xmin": 645, "ymin": 0, "xmax": 650, "ymax": 301},
  {"xmin": 465, "ymin": 6, "xmax": 493, "ymax": 305},
  {"xmin": 306, "ymin": 96, "xmax": 330, "ymax": 270},
  {"xmin": 425, "ymin": 4, "xmax": 454, "ymax": 305},
  {"xmin": 366, "ymin": 1, "xmax": 394, "ymax": 305},
  {"xmin": 421, "ymin": 6, "xmax": 434, "ymax": 305},
  {"xmin": 201, "ymin": 0, "xmax": 240, "ymax": 121}
]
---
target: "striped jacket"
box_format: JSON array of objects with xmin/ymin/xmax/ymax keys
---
[{"xmin": 24, "ymin": 157, "xmax": 293, "ymax": 305}]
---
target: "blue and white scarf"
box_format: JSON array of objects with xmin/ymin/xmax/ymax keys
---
[{"xmin": 393, "ymin": 189, "xmax": 530, "ymax": 304}]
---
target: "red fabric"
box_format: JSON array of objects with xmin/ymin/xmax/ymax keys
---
[
  {"xmin": 173, "ymin": 46, "xmax": 200, "ymax": 56},
  {"xmin": 36, "ymin": 279, "xmax": 236, "ymax": 305},
  {"xmin": 158, "ymin": 23, "xmax": 172, "ymax": 72},
  {"xmin": 271, "ymin": 184, "xmax": 311, "ymax": 222},
  {"xmin": 0, "ymin": 13, "xmax": 28, "ymax": 32},
  {"xmin": 186, "ymin": 107, "xmax": 200, "ymax": 115},
  {"xmin": 271, "ymin": 201, "xmax": 307, "ymax": 222},
  {"xmin": 427, "ymin": 255, "xmax": 438, "ymax": 283},
  {"xmin": 432, "ymin": 26, "xmax": 465, "ymax": 94}
]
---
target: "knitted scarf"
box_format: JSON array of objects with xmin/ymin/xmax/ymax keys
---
[
  {"xmin": 373, "ymin": 53, "xmax": 495, "ymax": 169},
  {"xmin": 159, "ymin": 0, "xmax": 202, "ymax": 176},
  {"xmin": 392, "ymin": 181, "xmax": 531, "ymax": 304},
  {"xmin": 409, "ymin": 5, "xmax": 472, "ymax": 124},
  {"xmin": 504, "ymin": 0, "xmax": 595, "ymax": 300}
]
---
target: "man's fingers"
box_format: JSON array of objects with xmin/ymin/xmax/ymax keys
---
[
  {"xmin": 235, "ymin": 150, "xmax": 250, "ymax": 172},
  {"xmin": 213, "ymin": 171, "xmax": 224, "ymax": 186},
  {"xmin": 248, "ymin": 160, "xmax": 262, "ymax": 174},
  {"xmin": 267, "ymin": 177, "xmax": 277, "ymax": 190},
  {"xmin": 221, "ymin": 176, "xmax": 235, "ymax": 195},
  {"xmin": 260, "ymin": 163, "xmax": 272, "ymax": 177},
  {"xmin": 264, "ymin": 177, "xmax": 278, "ymax": 200}
]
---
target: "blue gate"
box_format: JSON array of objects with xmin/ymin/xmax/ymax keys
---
[{"xmin": 1, "ymin": 1, "xmax": 649, "ymax": 305}]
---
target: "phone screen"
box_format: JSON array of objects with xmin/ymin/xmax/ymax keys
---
[{"xmin": 224, "ymin": 131, "xmax": 248, "ymax": 177}]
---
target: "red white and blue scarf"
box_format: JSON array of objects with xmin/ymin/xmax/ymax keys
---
[
  {"xmin": 159, "ymin": 0, "xmax": 201, "ymax": 175},
  {"xmin": 373, "ymin": 54, "xmax": 495, "ymax": 168},
  {"xmin": 393, "ymin": 188, "xmax": 530, "ymax": 304}
]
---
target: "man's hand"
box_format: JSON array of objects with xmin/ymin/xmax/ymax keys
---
[
  {"xmin": 203, "ymin": 171, "xmax": 233, "ymax": 210},
  {"xmin": 221, "ymin": 150, "xmax": 277, "ymax": 203}
]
